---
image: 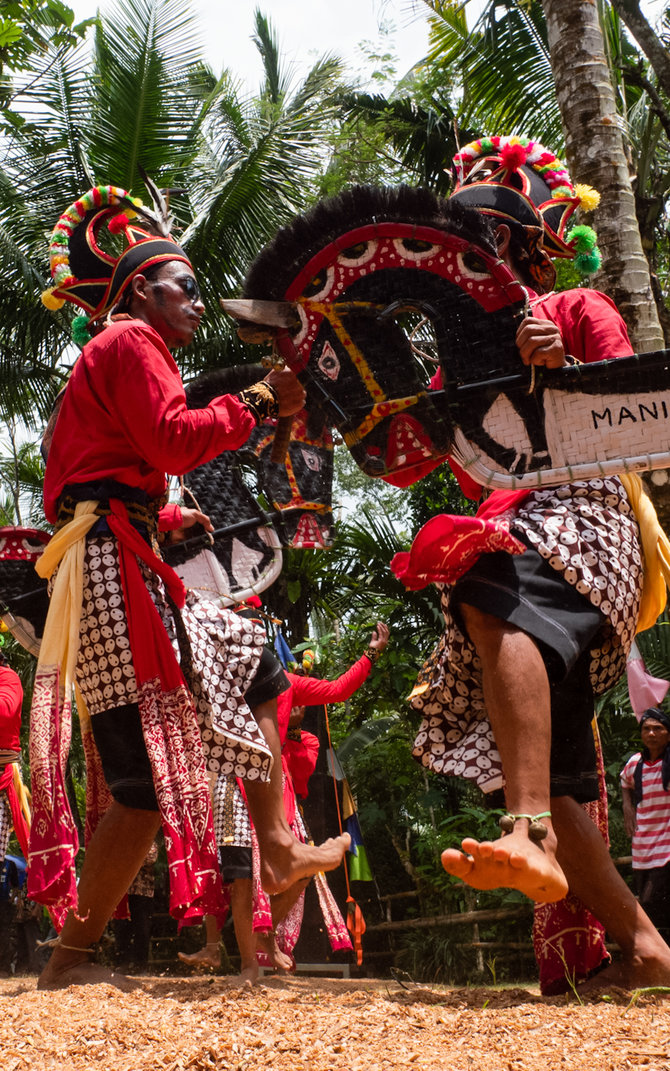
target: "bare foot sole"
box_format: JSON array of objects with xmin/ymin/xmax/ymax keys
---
[
  {"xmin": 177, "ymin": 943, "xmax": 221, "ymax": 970},
  {"xmin": 260, "ymin": 833, "xmax": 350, "ymax": 896},
  {"xmin": 256, "ymin": 931, "xmax": 293, "ymax": 972},
  {"xmin": 37, "ymin": 960, "xmax": 140, "ymax": 992},
  {"xmin": 441, "ymin": 831, "xmax": 568, "ymax": 903}
]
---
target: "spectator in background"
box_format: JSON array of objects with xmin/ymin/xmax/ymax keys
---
[{"xmin": 621, "ymin": 708, "xmax": 670, "ymax": 942}]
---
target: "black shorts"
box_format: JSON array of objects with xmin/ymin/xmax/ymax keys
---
[
  {"xmin": 219, "ymin": 845, "xmax": 253, "ymax": 882},
  {"xmin": 91, "ymin": 646, "xmax": 288, "ymax": 811},
  {"xmin": 453, "ymin": 540, "xmax": 606, "ymax": 803}
]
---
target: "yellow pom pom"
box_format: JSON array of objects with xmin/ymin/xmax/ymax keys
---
[
  {"xmin": 575, "ymin": 184, "xmax": 600, "ymax": 213},
  {"xmin": 41, "ymin": 288, "xmax": 66, "ymax": 311}
]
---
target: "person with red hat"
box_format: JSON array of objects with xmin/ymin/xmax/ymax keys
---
[
  {"xmin": 32, "ymin": 184, "xmax": 349, "ymax": 990},
  {"xmin": 403, "ymin": 136, "xmax": 670, "ymax": 990}
]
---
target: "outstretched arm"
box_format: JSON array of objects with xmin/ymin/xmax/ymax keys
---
[{"xmin": 290, "ymin": 622, "xmax": 389, "ymax": 705}]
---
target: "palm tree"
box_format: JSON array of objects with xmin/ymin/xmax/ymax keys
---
[
  {"xmin": 540, "ymin": 0, "xmax": 664, "ymax": 351},
  {"xmin": 0, "ymin": 0, "xmax": 214, "ymax": 431},
  {"xmin": 181, "ymin": 11, "xmax": 345, "ymax": 369},
  {"xmin": 0, "ymin": 1, "xmax": 347, "ymax": 429}
]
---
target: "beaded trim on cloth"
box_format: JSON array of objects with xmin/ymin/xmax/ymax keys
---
[{"xmin": 237, "ymin": 381, "xmax": 280, "ymax": 425}]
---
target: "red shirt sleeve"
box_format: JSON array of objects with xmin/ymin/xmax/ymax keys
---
[
  {"xmin": 287, "ymin": 655, "xmax": 372, "ymax": 705},
  {"xmin": 531, "ymin": 290, "xmax": 634, "ymax": 363},
  {"xmin": 44, "ymin": 321, "xmax": 257, "ymax": 521},
  {"xmin": 88, "ymin": 324, "xmax": 257, "ymax": 475},
  {"xmin": 158, "ymin": 504, "xmax": 183, "ymax": 531},
  {"xmin": 0, "ymin": 667, "xmax": 23, "ymax": 751}
]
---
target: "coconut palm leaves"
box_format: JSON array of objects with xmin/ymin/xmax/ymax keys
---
[
  {"xmin": 0, "ymin": 1, "xmax": 348, "ymax": 419},
  {"xmin": 420, "ymin": 0, "xmax": 562, "ymax": 146},
  {"xmin": 182, "ymin": 12, "xmax": 345, "ymax": 363}
]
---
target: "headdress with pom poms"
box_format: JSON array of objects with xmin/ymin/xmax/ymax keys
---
[
  {"xmin": 449, "ymin": 135, "xmax": 601, "ymax": 291},
  {"xmin": 41, "ymin": 181, "xmax": 192, "ymax": 344}
]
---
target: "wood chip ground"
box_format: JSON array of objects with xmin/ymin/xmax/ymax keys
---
[{"xmin": 1, "ymin": 975, "xmax": 669, "ymax": 1070}]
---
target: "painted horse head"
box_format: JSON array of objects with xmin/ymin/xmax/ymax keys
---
[
  {"xmin": 228, "ymin": 185, "xmax": 670, "ymax": 491},
  {"xmin": 238, "ymin": 186, "xmax": 530, "ymax": 485}
]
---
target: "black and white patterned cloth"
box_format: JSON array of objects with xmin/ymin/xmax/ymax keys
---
[
  {"xmin": 411, "ymin": 477, "xmax": 642, "ymax": 791},
  {"xmin": 76, "ymin": 537, "xmax": 272, "ymax": 780},
  {"xmin": 213, "ymin": 775, "xmax": 251, "ymax": 848},
  {"xmin": 0, "ymin": 792, "xmax": 11, "ymax": 863}
]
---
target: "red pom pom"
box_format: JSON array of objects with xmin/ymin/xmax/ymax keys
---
[
  {"xmin": 108, "ymin": 212, "xmax": 130, "ymax": 235},
  {"xmin": 500, "ymin": 142, "xmax": 528, "ymax": 171}
]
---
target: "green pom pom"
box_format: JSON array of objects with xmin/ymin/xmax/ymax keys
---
[
  {"xmin": 567, "ymin": 224, "xmax": 597, "ymax": 254},
  {"xmin": 574, "ymin": 249, "xmax": 602, "ymax": 275},
  {"xmin": 72, "ymin": 314, "xmax": 92, "ymax": 346},
  {"xmin": 480, "ymin": 137, "xmax": 494, "ymax": 152}
]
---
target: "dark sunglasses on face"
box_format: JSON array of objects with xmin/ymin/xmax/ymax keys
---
[{"xmin": 175, "ymin": 275, "xmax": 202, "ymax": 302}]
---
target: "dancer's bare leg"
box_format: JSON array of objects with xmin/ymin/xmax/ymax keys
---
[
  {"xmin": 255, "ymin": 878, "xmax": 310, "ymax": 971},
  {"xmin": 178, "ymin": 914, "xmax": 221, "ymax": 969},
  {"xmin": 38, "ymin": 802, "xmax": 161, "ymax": 990},
  {"xmin": 552, "ymin": 796, "xmax": 670, "ymax": 989},
  {"xmin": 230, "ymin": 878, "xmax": 258, "ymax": 986},
  {"xmin": 245, "ymin": 698, "xmax": 349, "ymax": 894},
  {"xmin": 441, "ymin": 607, "xmax": 568, "ymax": 903}
]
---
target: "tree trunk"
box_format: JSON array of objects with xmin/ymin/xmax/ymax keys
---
[
  {"xmin": 540, "ymin": 0, "xmax": 664, "ymax": 353},
  {"xmin": 609, "ymin": 0, "xmax": 670, "ymax": 101}
]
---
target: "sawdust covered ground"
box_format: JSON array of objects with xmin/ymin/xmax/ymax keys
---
[{"xmin": 2, "ymin": 973, "xmax": 669, "ymax": 1071}]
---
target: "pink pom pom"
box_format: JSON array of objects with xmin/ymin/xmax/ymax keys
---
[
  {"xmin": 108, "ymin": 212, "xmax": 130, "ymax": 235},
  {"xmin": 500, "ymin": 142, "xmax": 528, "ymax": 171}
]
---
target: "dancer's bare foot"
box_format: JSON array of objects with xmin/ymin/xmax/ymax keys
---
[
  {"xmin": 237, "ymin": 960, "xmax": 260, "ymax": 987},
  {"xmin": 259, "ymin": 833, "xmax": 350, "ymax": 896},
  {"xmin": 579, "ymin": 930, "xmax": 670, "ymax": 995},
  {"xmin": 256, "ymin": 931, "xmax": 293, "ymax": 972},
  {"xmin": 38, "ymin": 957, "xmax": 140, "ymax": 992},
  {"xmin": 177, "ymin": 942, "xmax": 221, "ymax": 970},
  {"xmin": 441, "ymin": 824, "xmax": 568, "ymax": 903}
]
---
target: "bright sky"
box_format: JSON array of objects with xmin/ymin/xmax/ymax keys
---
[
  {"xmin": 196, "ymin": 0, "xmax": 429, "ymax": 87},
  {"xmin": 71, "ymin": 0, "xmax": 669, "ymax": 93},
  {"xmin": 70, "ymin": 0, "xmax": 430, "ymax": 89}
]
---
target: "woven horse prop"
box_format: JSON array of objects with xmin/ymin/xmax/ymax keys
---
[
  {"xmin": 164, "ymin": 363, "xmax": 334, "ymax": 604},
  {"xmin": 220, "ymin": 185, "xmax": 670, "ymax": 492}
]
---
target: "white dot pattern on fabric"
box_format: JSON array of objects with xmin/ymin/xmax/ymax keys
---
[
  {"xmin": 411, "ymin": 478, "xmax": 642, "ymax": 790},
  {"xmin": 75, "ymin": 537, "xmax": 273, "ymax": 780}
]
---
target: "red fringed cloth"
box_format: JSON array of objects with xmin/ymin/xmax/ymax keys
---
[
  {"xmin": 29, "ymin": 499, "xmax": 225, "ymax": 924},
  {"xmin": 0, "ymin": 764, "xmax": 29, "ymax": 859},
  {"xmin": 533, "ymin": 723, "xmax": 610, "ymax": 994}
]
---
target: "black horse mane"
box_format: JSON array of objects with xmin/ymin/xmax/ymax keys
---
[
  {"xmin": 243, "ymin": 184, "xmax": 498, "ymax": 299},
  {"xmin": 184, "ymin": 363, "xmax": 265, "ymax": 409}
]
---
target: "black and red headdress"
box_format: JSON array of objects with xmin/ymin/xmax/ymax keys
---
[
  {"xmin": 41, "ymin": 184, "xmax": 191, "ymax": 339},
  {"xmin": 449, "ymin": 136, "xmax": 601, "ymax": 292}
]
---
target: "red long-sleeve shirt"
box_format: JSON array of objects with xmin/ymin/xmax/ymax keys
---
[
  {"xmin": 44, "ymin": 319, "xmax": 256, "ymax": 522},
  {"xmin": 276, "ymin": 656, "xmax": 373, "ymax": 742},
  {"xmin": 0, "ymin": 666, "xmax": 23, "ymax": 752}
]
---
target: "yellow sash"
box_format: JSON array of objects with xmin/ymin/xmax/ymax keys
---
[{"xmin": 620, "ymin": 473, "xmax": 670, "ymax": 633}]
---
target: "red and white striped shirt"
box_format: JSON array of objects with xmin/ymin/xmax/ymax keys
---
[{"xmin": 621, "ymin": 752, "xmax": 670, "ymax": 868}]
